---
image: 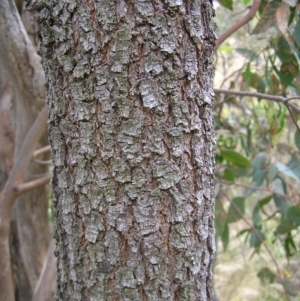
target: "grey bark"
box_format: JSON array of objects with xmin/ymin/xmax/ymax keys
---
[{"xmin": 29, "ymin": 0, "xmax": 216, "ymax": 300}]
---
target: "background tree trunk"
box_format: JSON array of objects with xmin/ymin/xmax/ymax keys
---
[{"xmin": 30, "ymin": 0, "xmax": 216, "ymax": 300}]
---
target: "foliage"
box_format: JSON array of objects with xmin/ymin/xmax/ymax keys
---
[{"xmin": 215, "ymin": 0, "xmax": 300, "ymax": 297}]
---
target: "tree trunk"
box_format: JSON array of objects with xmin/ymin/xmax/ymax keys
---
[{"xmin": 30, "ymin": 0, "xmax": 216, "ymax": 300}]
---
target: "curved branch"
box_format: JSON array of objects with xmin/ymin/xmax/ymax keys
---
[
  {"xmin": 216, "ymin": 0, "xmax": 261, "ymax": 49},
  {"xmin": 214, "ymin": 88, "xmax": 300, "ymax": 114}
]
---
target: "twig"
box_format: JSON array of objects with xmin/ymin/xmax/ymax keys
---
[
  {"xmin": 14, "ymin": 173, "xmax": 52, "ymax": 195},
  {"xmin": 33, "ymin": 145, "xmax": 51, "ymax": 158},
  {"xmin": 285, "ymin": 98, "xmax": 300, "ymax": 134},
  {"xmin": 216, "ymin": 0, "xmax": 262, "ymax": 49},
  {"xmin": 219, "ymin": 179, "xmax": 296, "ymax": 201},
  {"xmin": 221, "ymin": 191, "xmax": 290, "ymax": 301},
  {"xmin": 214, "ymin": 89, "xmax": 300, "ymax": 114}
]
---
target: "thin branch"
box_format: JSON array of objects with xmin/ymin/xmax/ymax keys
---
[
  {"xmin": 216, "ymin": 0, "xmax": 261, "ymax": 49},
  {"xmin": 32, "ymin": 239, "xmax": 56, "ymax": 301},
  {"xmin": 0, "ymin": 104, "xmax": 48, "ymax": 225},
  {"xmin": 14, "ymin": 173, "xmax": 52, "ymax": 195},
  {"xmin": 214, "ymin": 89, "xmax": 300, "ymax": 114},
  {"xmin": 285, "ymin": 98, "xmax": 300, "ymax": 133},
  {"xmin": 221, "ymin": 191, "xmax": 290, "ymax": 301},
  {"xmin": 219, "ymin": 179, "xmax": 296, "ymax": 201},
  {"xmin": 33, "ymin": 145, "xmax": 51, "ymax": 158},
  {"xmin": 33, "ymin": 159, "xmax": 52, "ymax": 165}
]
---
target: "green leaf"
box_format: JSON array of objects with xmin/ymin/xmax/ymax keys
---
[
  {"xmin": 252, "ymin": 204, "xmax": 262, "ymax": 227},
  {"xmin": 250, "ymin": 228, "xmax": 265, "ymax": 250},
  {"xmin": 275, "ymin": 222, "xmax": 291, "ymax": 235},
  {"xmin": 272, "ymin": 177, "xmax": 286, "ymax": 195},
  {"xmin": 220, "ymin": 150, "xmax": 250, "ymax": 168},
  {"xmin": 288, "ymin": 154, "xmax": 300, "ymax": 179},
  {"xmin": 223, "ymin": 168, "xmax": 235, "ymax": 182},
  {"xmin": 252, "ymin": 170, "xmax": 267, "ymax": 187},
  {"xmin": 276, "ymin": 162, "xmax": 299, "ymax": 181},
  {"xmin": 284, "ymin": 233, "xmax": 297, "ymax": 258},
  {"xmin": 259, "ymin": 195, "xmax": 273, "ymax": 207},
  {"xmin": 274, "ymin": 195, "xmax": 288, "ymax": 211},
  {"xmin": 215, "ymin": 199, "xmax": 228, "ymax": 236},
  {"xmin": 285, "ymin": 205, "xmax": 300, "ymax": 228},
  {"xmin": 257, "ymin": 267, "xmax": 276, "ymax": 284},
  {"xmin": 227, "ymin": 197, "xmax": 245, "ymax": 223},
  {"xmin": 294, "ymin": 131, "xmax": 300, "ymax": 151},
  {"xmin": 221, "ymin": 222, "xmax": 230, "ymax": 251},
  {"xmin": 293, "ymin": 18, "xmax": 300, "ymax": 49},
  {"xmin": 218, "ymin": 0, "xmax": 233, "ymax": 10},
  {"xmin": 267, "ymin": 163, "xmax": 277, "ymax": 183},
  {"xmin": 251, "ymin": 0, "xmax": 280, "ymax": 34},
  {"xmin": 251, "ymin": 153, "xmax": 269, "ymax": 171},
  {"xmin": 274, "ymin": 36, "xmax": 299, "ymax": 85},
  {"xmin": 242, "ymin": 0, "xmax": 252, "ymax": 4},
  {"xmin": 244, "ymin": 63, "xmax": 251, "ymax": 86}
]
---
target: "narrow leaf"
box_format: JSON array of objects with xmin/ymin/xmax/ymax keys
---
[
  {"xmin": 252, "ymin": 0, "xmax": 281, "ymax": 34},
  {"xmin": 220, "ymin": 150, "xmax": 250, "ymax": 168},
  {"xmin": 228, "ymin": 197, "xmax": 245, "ymax": 223}
]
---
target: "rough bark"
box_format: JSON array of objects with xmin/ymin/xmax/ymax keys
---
[
  {"xmin": 29, "ymin": 0, "xmax": 216, "ymax": 300},
  {"xmin": 0, "ymin": 1, "xmax": 51, "ymax": 300}
]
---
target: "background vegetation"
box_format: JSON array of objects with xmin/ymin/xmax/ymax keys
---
[{"xmin": 214, "ymin": 0, "xmax": 300, "ymax": 300}]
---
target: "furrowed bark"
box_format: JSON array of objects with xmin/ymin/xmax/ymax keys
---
[{"xmin": 29, "ymin": 1, "xmax": 217, "ymax": 300}]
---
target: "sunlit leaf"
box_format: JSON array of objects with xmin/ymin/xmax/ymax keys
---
[
  {"xmin": 220, "ymin": 150, "xmax": 251, "ymax": 167},
  {"xmin": 288, "ymin": 154, "xmax": 300, "ymax": 179},
  {"xmin": 276, "ymin": 162, "xmax": 299, "ymax": 181},
  {"xmin": 228, "ymin": 197, "xmax": 245, "ymax": 223}
]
